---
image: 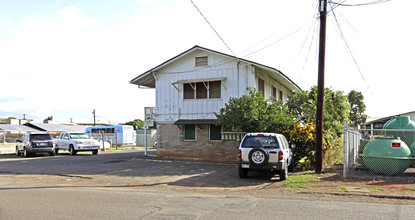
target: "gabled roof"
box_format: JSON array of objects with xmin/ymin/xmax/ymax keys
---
[
  {"xmin": 365, "ymin": 110, "xmax": 415, "ymax": 125},
  {"xmin": 0, "ymin": 124, "xmax": 36, "ymax": 131},
  {"xmin": 130, "ymin": 45, "xmax": 301, "ymax": 92},
  {"xmin": 24, "ymin": 123, "xmax": 88, "ymax": 132}
]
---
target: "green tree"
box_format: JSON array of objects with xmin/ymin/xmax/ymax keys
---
[
  {"xmin": 124, "ymin": 119, "xmax": 145, "ymax": 130},
  {"xmin": 287, "ymin": 86, "xmax": 353, "ymax": 169},
  {"xmin": 348, "ymin": 90, "xmax": 367, "ymax": 127},
  {"xmin": 215, "ymin": 88, "xmax": 294, "ymax": 135},
  {"xmin": 287, "ymin": 86, "xmax": 349, "ymax": 135}
]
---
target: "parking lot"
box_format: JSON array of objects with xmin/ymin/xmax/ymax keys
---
[
  {"xmin": 0, "ymin": 149, "xmax": 287, "ymax": 190},
  {"xmin": 1, "ymin": 149, "xmax": 415, "ymax": 204}
]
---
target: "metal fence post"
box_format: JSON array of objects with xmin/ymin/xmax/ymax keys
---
[
  {"xmin": 101, "ymin": 131, "xmax": 105, "ymax": 151},
  {"xmin": 343, "ymin": 120, "xmax": 348, "ymax": 178}
]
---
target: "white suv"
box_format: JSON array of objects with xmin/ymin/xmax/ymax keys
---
[{"xmin": 237, "ymin": 133, "xmax": 293, "ymax": 180}]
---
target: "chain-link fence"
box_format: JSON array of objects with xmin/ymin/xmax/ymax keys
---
[{"xmin": 344, "ymin": 127, "xmax": 415, "ymax": 179}]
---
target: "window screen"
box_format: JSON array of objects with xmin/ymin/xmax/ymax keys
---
[
  {"xmin": 196, "ymin": 82, "xmax": 207, "ymax": 99},
  {"xmin": 184, "ymin": 124, "xmax": 196, "ymax": 140},
  {"xmin": 184, "ymin": 83, "xmax": 194, "ymax": 99},
  {"xmin": 272, "ymin": 87, "xmax": 277, "ymax": 99},
  {"xmin": 209, "ymin": 81, "xmax": 221, "ymax": 98},
  {"xmin": 209, "ymin": 124, "xmax": 221, "ymax": 140},
  {"xmin": 258, "ymin": 78, "xmax": 264, "ymax": 95}
]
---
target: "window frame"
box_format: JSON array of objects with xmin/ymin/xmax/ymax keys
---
[
  {"xmin": 183, "ymin": 80, "xmax": 221, "ymax": 100},
  {"xmin": 272, "ymin": 86, "xmax": 277, "ymax": 99},
  {"xmin": 195, "ymin": 56, "xmax": 208, "ymax": 67},
  {"xmin": 209, "ymin": 124, "xmax": 222, "ymax": 141},
  {"xmin": 258, "ymin": 78, "xmax": 264, "ymax": 96},
  {"xmin": 184, "ymin": 124, "xmax": 196, "ymax": 141}
]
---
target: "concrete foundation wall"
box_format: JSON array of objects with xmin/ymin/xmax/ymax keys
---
[{"xmin": 157, "ymin": 124, "xmax": 239, "ymax": 163}]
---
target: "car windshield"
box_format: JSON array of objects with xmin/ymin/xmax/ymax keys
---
[
  {"xmin": 30, "ymin": 134, "xmax": 52, "ymax": 141},
  {"xmin": 241, "ymin": 136, "xmax": 279, "ymax": 148},
  {"xmin": 69, "ymin": 133, "xmax": 90, "ymax": 139}
]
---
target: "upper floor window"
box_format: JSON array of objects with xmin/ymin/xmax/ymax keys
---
[
  {"xmin": 183, "ymin": 80, "xmax": 221, "ymax": 100},
  {"xmin": 258, "ymin": 78, "xmax": 264, "ymax": 96},
  {"xmin": 272, "ymin": 87, "xmax": 277, "ymax": 99},
  {"xmin": 279, "ymin": 90, "xmax": 283, "ymax": 101},
  {"xmin": 195, "ymin": 56, "xmax": 208, "ymax": 67}
]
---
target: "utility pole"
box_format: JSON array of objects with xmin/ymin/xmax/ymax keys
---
[
  {"xmin": 315, "ymin": 0, "xmax": 327, "ymax": 174},
  {"xmin": 92, "ymin": 109, "xmax": 96, "ymax": 125}
]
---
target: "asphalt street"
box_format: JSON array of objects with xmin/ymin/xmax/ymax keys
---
[
  {"xmin": 1, "ymin": 150, "xmax": 415, "ymax": 219},
  {"xmin": 1, "ymin": 186, "xmax": 415, "ymax": 220}
]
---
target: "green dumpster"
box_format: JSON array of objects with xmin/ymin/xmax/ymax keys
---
[
  {"xmin": 382, "ymin": 116, "xmax": 415, "ymax": 147},
  {"xmin": 362, "ymin": 137, "xmax": 411, "ymax": 176}
]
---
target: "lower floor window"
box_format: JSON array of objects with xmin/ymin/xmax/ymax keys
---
[
  {"xmin": 209, "ymin": 124, "xmax": 221, "ymax": 141},
  {"xmin": 184, "ymin": 124, "xmax": 196, "ymax": 140}
]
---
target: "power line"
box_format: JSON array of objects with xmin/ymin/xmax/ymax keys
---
[
  {"xmin": 237, "ymin": 32, "xmax": 276, "ymax": 56},
  {"xmin": 190, "ymin": 0, "xmax": 236, "ymax": 57},
  {"xmin": 330, "ymin": 0, "xmax": 391, "ymax": 7},
  {"xmin": 328, "ymin": 1, "xmax": 373, "ymax": 93},
  {"xmin": 241, "ymin": 23, "xmax": 311, "ymax": 58},
  {"xmin": 294, "ymin": 1, "xmax": 321, "ymax": 81}
]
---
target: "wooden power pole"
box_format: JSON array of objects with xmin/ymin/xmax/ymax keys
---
[
  {"xmin": 92, "ymin": 109, "xmax": 96, "ymax": 125},
  {"xmin": 315, "ymin": 0, "xmax": 327, "ymax": 174}
]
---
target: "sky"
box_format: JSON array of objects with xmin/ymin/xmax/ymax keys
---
[{"xmin": 0, "ymin": 0, "xmax": 414, "ymax": 124}]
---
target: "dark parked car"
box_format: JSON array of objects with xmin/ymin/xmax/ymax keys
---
[{"xmin": 16, "ymin": 133, "xmax": 56, "ymax": 157}]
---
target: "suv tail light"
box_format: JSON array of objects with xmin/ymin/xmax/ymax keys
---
[
  {"xmin": 278, "ymin": 151, "xmax": 284, "ymax": 161},
  {"xmin": 237, "ymin": 149, "xmax": 242, "ymax": 159}
]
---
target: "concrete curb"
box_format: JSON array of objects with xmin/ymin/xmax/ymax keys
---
[{"xmin": 298, "ymin": 191, "xmax": 415, "ymax": 200}]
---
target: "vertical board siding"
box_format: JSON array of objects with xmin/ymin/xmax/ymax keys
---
[{"xmin": 155, "ymin": 50, "xmax": 295, "ymax": 123}]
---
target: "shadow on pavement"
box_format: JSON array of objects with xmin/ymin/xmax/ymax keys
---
[{"xmin": 0, "ymin": 150, "xmax": 283, "ymax": 189}]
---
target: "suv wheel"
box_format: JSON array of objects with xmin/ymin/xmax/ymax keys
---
[
  {"xmin": 279, "ymin": 165, "xmax": 288, "ymax": 181},
  {"xmin": 248, "ymin": 147, "xmax": 269, "ymax": 167},
  {"xmin": 239, "ymin": 166, "xmax": 248, "ymax": 178},
  {"xmin": 70, "ymin": 146, "xmax": 77, "ymax": 155},
  {"xmin": 24, "ymin": 148, "xmax": 29, "ymax": 158}
]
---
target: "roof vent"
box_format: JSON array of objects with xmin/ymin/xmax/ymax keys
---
[{"xmin": 195, "ymin": 56, "xmax": 208, "ymax": 67}]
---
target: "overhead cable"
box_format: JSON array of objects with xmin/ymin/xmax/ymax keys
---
[
  {"xmin": 190, "ymin": 0, "xmax": 236, "ymax": 57},
  {"xmin": 329, "ymin": 1, "xmax": 373, "ymax": 93}
]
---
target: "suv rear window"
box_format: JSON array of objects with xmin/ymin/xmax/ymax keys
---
[
  {"xmin": 241, "ymin": 136, "xmax": 279, "ymax": 148},
  {"xmin": 30, "ymin": 134, "xmax": 52, "ymax": 141}
]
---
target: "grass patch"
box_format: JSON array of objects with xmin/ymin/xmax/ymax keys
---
[
  {"xmin": 339, "ymin": 185, "xmax": 349, "ymax": 192},
  {"xmin": 283, "ymin": 173, "xmax": 320, "ymax": 189},
  {"xmin": 406, "ymin": 187, "xmax": 415, "ymax": 191},
  {"xmin": 367, "ymin": 186, "xmax": 386, "ymax": 192},
  {"xmin": 0, "ymin": 154, "xmax": 17, "ymax": 158}
]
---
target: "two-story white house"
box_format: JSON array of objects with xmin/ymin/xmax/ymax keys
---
[{"xmin": 130, "ymin": 45, "xmax": 301, "ymax": 162}]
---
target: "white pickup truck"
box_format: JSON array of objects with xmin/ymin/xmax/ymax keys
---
[{"xmin": 54, "ymin": 132, "xmax": 100, "ymax": 155}]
